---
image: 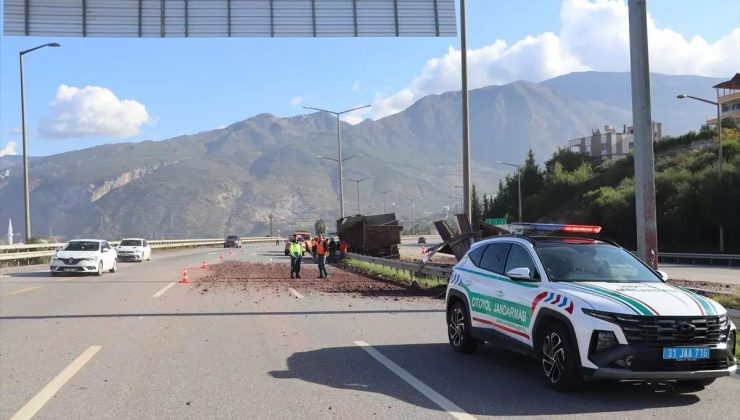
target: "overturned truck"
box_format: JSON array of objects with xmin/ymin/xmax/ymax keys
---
[{"xmin": 336, "ymin": 213, "xmax": 403, "ymax": 258}]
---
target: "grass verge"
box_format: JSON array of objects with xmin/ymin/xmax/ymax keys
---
[
  {"xmin": 710, "ymin": 293, "xmax": 740, "ymax": 310},
  {"xmin": 345, "ymin": 259, "xmax": 448, "ymax": 289}
]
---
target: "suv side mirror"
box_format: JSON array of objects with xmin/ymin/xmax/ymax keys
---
[
  {"xmin": 656, "ymin": 270, "xmax": 669, "ymax": 281},
  {"xmin": 506, "ymin": 267, "xmax": 535, "ymax": 281},
  {"xmin": 102, "ymin": 248, "xmax": 109, "ymax": 253}
]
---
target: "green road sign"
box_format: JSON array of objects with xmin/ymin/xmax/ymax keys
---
[{"xmin": 486, "ymin": 218, "xmax": 507, "ymax": 226}]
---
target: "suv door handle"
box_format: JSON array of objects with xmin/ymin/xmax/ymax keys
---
[{"xmin": 494, "ymin": 290, "xmax": 505, "ymax": 298}]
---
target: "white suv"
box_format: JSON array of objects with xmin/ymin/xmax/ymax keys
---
[
  {"xmin": 50, "ymin": 239, "xmax": 118, "ymax": 276},
  {"xmin": 446, "ymin": 223, "xmax": 736, "ymax": 391}
]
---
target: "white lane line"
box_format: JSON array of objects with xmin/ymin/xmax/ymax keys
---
[
  {"xmin": 288, "ymin": 287, "xmax": 304, "ymax": 299},
  {"xmin": 11, "ymin": 345, "xmax": 102, "ymax": 420},
  {"xmin": 354, "ymin": 341, "xmax": 475, "ymax": 420},
  {"xmin": 153, "ymin": 282, "xmax": 177, "ymax": 298}
]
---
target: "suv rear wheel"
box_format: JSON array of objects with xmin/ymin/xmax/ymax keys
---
[
  {"xmin": 447, "ymin": 300, "xmax": 477, "ymax": 354},
  {"xmin": 538, "ymin": 323, "xmax": 583, "ymax": 391}
]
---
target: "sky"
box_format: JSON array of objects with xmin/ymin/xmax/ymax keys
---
[{"xmin": 0, "ymin": 0, "xmax": 738, "ymax": 157}]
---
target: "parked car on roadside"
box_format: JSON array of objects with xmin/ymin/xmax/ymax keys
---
[
  {"xmin": 50, "ymin": 239, "xmax": 117, "ymax": 276},
  {"xmin": 116, "ymin": 238, "xmax": 152, "ymax": 262}
]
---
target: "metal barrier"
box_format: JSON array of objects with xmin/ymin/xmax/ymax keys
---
[
  {"xmin": 658, "ymin": 252, "xmax": 740, "ymax": 267},
  {"xmin": 345, "ymin": 252, "xmax": 453, "ymax": 279},
  {"xmin": 0, "ymin": 237, "xmax": 276, "ymax": 263}
]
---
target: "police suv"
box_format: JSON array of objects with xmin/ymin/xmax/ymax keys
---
[{"xmin": 446, "ymin": 223, "xmax": 736, "ymax": 391}]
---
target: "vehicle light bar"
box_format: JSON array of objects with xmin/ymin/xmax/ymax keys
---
[{"xmin": 509, "ymin": 223, "xmax": 602, "ymax": 234}]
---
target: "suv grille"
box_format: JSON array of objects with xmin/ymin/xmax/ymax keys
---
[{"xmin": 589, "ymin": 312, "xmax": 730, "ymax": 345}]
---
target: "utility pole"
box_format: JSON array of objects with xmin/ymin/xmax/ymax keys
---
[
  {"xmin": 344, "ymin": 177, "xmax": 371, "ymax": 215},
  {"xmin": 459, "ymin": 0, "xmax": 472, "ymax": 225},
  {"xmin": 628, "ymin": 0, "xmax": 659, "ymax": 268}
]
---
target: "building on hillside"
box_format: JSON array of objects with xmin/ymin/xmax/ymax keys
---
[
  {"xmin": 708, "ymin": 73, "xmax": 740, "ymax": 128},
  {"xmin": 567, "ymin": 122, "xmax": 662, "ymax": 161}
]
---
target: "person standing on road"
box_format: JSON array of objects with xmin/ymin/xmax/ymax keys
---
[
  {"xmin": 289, "ymin": 236, "xmax": 303, "ymax": 279},
  {"xmin": 314, "ymin": 235, "xmax": 330, "ymax": 278}
]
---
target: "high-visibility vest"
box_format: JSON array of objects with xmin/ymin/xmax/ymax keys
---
[
  {"xmin": 289, "ymin": 242, "xmax": 302, "ymax": 256},
  {"xmin": 316, "ymin": 240, "xmax": 326, "ymax": 256}
]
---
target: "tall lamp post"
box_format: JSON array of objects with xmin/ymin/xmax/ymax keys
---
[
  {"xmin": 677, "ymin": 93, "xmax": 724, "ymax": 252},
  {"xmin": 304, "ymin": 104, "xmax": 370, "ymax": 219},
  {"xmin": 496, "ymin": 161, "xmax": 522, "ymax": 222},
  {"xmin": 406, "ymin": 197, "xmax": 418, "ymax": 235},
  {"xmin": 19, "ymin": 42, "xmax": 61, "ymax": 242},
  {"xmin": 344, "ymin": 177, "xmax": 372, "ymax": 215},
  {"xmin": 375, "ymin": 189, "xmax": 395, "ymax": 213}
]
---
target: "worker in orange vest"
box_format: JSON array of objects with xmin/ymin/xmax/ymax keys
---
[
  {"xmin": 314, "ymin": 235, "xmax": 330, "ymax": 278},
  {"xmin": 339, "ymin": 240, "xmax": 349, "ymax": 254}
]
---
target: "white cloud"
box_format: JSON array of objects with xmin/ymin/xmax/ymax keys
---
[
  {"xmin": 39, "ymin": 85, "xmax": 152, "ymax": 138},
  {"xmin": 371, "ymin": 0, "xmax": 740, "ymax": 119},
  {"xmin": 289, "ymin": 96, "xmax": 305, "ymax": 106},
  {"xmin": 352, "ymin": 81, "xmax": 361, "ymax": 91},
  {"xmin": 0, "ymin": 141, "xmax": 17, "ymax": 157},
  {"xmin": 340, "ymin": 106, "xmax": 369, "ymax": 125}
]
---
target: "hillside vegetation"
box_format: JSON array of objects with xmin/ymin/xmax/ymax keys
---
[{"xmin": 478, "ymin": 128, "xmax": 740, "ymax": 253}]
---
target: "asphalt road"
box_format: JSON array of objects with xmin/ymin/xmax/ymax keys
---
[{"xmin": 1, "ymin": 243, "xmax": 738, "ymax": 419}]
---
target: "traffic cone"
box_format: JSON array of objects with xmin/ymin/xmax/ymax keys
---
[
  {"xmin": 179, "ymin": 268, "xmax": 190, "ymax": 284},
  {"xmin": 200, "ymin": 260, "xmax": 208, "ymax": 269}
]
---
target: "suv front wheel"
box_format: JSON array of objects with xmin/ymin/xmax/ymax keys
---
[
  {"xmin": 538, "ymin": 323, "xmax": 583, "ymax": 391},
  {"xmin": 447, "ymin": 300, "xmax": 477, "ymax": 354}
]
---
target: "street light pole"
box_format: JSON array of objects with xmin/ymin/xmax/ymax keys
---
[
  {"xmin": 677, "ymin": 93, "xmax": 724, "ymax": 252},
  {"xmin": 19, "ymin": 42, "xmax": 60, "ymax": 242},
  {"xmin": 344, "ymin": 177, "xmax": 371, "ymax": 215},
  {"xmin": 304, "ymin": 104, "xmax": 370, "ymax": 219},
  {"xmin": 459, "ymin": 0, "xmax": 472, "ymax": 225},
  {"xmin": 376, "ymin": 189, "xmax": 394, "ymax": 213},
  {"xmin": 407, "ymin": 197, "xmax": 418, "ymax": 235},
  {"xmin": 496, "ymin": 161, "xmax": 522, "ymax": 222}
]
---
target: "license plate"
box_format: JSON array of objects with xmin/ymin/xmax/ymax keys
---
[
  {"xmin": 662, "ymin": 347, "xmax": 710, "ymax": 360},
  {"xmin": 64, "ymin": 268, "xmax": 77, "ymax": 272}
]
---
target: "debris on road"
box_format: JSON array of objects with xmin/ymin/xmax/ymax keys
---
[{"xmin": 195, "ymin": 262, "xmax": 436, "ymax": 299}]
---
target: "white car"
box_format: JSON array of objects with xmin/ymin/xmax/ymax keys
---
[
  {"xmin": 50, "ymin": 239, "xmax": 118, "ymax": 276},
  {"xmin": 446, "ymin": 223, "xmax": 736, "ymax": 391},
  {"xmin": 116, "ymin": 238, "xmax": 152, "ymax": 262}
]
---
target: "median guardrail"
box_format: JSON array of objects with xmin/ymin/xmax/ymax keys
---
[
  {"xmin": 345, "ymin": 252, "xmax": 453, "ymax": 279},
  {"xmin": 0, "ymin": 237, "xmax": 277, "ymax": 264},
  {"xmin": 658, "ymin": 252, "xmax": 740, "ymax": 267}
]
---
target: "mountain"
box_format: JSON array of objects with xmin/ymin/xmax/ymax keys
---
[{"xmin": 0, "ymin": 72, "xmax": 723, "ymax": 239}]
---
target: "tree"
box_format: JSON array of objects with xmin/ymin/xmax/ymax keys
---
[
  {"xmin": 721, "ymin": 117, "xmax": 737, "ymax": 130},
  {"xmin": 471, "ymin": 184, "xmax": 484, "ymax": 225},
  {"xmin": 314, "ymin": 219, "xmax": 326, "ymax": 235}
]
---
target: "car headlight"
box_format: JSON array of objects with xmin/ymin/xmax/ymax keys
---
[
  {"xmin": 82, "ymin": 257, "xmax": 97, "ymax": 262},
  {"xmin": 51, "ymin": 257, "xmax": 59, "ymax": 261},
  {"xmin": 591, "ymin": 330, "xmax": 619, "ymax": 352},
  {"xmin": 582, "ymin": 308, "xmax": 617, "ymax": 323}
]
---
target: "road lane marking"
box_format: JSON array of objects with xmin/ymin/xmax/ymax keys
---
[
  {"xmin": 5, "ymin": 286, "xmax": 41, "ymax": 296},
  {"xmin": 153, "ymin": 282, "xmax": 177, "ymax": 298},
  {"xmin": 288, "ymin": 288, "xmax": 304, "ymax": 299},
  {"xmin": 354, "ymin": 341, "xmax": 475, "ymax": 420},
  {"xmin": 11, "ymin": 345, "xmax": 102, "ymax": 420}
]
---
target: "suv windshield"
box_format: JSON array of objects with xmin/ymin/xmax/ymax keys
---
[
  {"xmin": 227, "ymin": 236, "xmax": 239, "ymax": 240},
  {"xmin": 64, "ymin": 241, "xmax": 100, "ymax": 251},
  {"xmin": 534, "ymin": 242, "xmax": 661, "ymax": 283},
  {"xmin": 120, "ymin": 240, "xmax": 142, "ymax": 246}
]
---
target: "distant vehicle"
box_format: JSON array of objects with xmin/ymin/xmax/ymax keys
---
[
  {"xmin": 50, "ymin": 239, "xmax": 117, "ymax": 276},
  {"xmin": 116, "ymin": 238, "xmax": 152, "ymax": 262},
  {"xmin": 446, "ymin": 223, "xmax": 736, "ymax": 391},
  {"xmin": 284, "ymin": 231, "xmax": 311, "ymax": 256},
  {"xmin": 418, "ymin": 236, "xmax": 426, "ymax": 244},
  {"xmin": 224, "ymin": 235, "xmax": 242, "ymax": 248}
]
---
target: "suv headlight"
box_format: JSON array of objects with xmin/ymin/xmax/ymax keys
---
[
  {"xmin": 82, "ymin": 256, "xmax": 97, "ymax": 262},
  {"xmin": 582, "ymin": 308, "xmax": 617, "ymax": 323},
  {"xmin": 591, "ymin": 331, "xmax": 618, "ymax": 352}
]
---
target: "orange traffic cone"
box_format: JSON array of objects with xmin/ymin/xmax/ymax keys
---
[
  {"xmin": 200, "ymin": 260, "xmax": 208, "ymax": 269},
  {"xmin": 179, "ymin": 268, "xmax": 190, "ymax": 284}
]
